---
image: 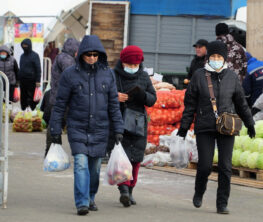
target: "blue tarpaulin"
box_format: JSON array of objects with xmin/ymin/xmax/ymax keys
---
[{"xmin": 105, "ymin": 0, "xmax": 247, "ymax": 18}]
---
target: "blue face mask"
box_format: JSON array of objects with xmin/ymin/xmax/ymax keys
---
[
  {"xmin": 124, "ymin": 66, "xmax": 139, "ymax": 74},
  {"xmin": 209, "ymin": 60, "xmax": 224, "ymax": 70},
  {"xmin": 0, "ymin": 55, "xmax": 7, "ymax": 59}
]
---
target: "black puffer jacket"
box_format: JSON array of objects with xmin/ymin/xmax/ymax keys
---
[
  {"xmin": 19, "ymin": 39, "xmax": 41, "ymax": 82},
  {"xmin": 187, "ymin": 55, "xmax": 206, "ymax": 80},
  {"xmin": 180, "ymin": 66, "xmax": 254, "ymax": 134},
  {"xmin": 108, "ymin": 60, "xmax": 156, "ymax": 162}
]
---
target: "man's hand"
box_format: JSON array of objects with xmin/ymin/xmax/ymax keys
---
[
  {"xmin": 118, "ymin": 93, "xmax": 129, "ymax": 102},
  {"xmin": 51, "ymin": 135, "xmax": 62, "ymax": 145}
]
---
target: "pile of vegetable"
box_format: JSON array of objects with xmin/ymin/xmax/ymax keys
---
[
  {"xmin": 213, "ymin": 121, "xmax": 263, "ymax": 169},
  {"xmin": 147, "ymin": 89, "xmax": 193, "ymax": 145}
]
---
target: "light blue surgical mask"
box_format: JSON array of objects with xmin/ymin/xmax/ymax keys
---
[
  {"xmin": 124, "ymin": 66, "xmax": 139, "ymax": 74},
  {"xmin": 209, "ymin": 60, "xmax": 224, "ymax": 70},
  {"xmin": 0, "ymin": 55, "xmax": 7, "ymax": 59}
]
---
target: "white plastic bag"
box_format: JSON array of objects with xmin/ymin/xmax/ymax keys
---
[
  {"xmin": 44, "ymin": 143, "xmax": 70, "ymax": 172},
  {"xmin": 105, "ymin": 144, "xmax": 133, "ymax": 185},
  {"xmin": 170, "ymin": 136, "xmax": 189, "ymax": 169}
]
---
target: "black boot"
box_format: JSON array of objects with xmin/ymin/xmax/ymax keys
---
[
  {"xmin": 217, "ymin": 206, "xmax": 229, "ymax": 214},
  {"xmin": 193, "ymin": 193, "xmax": 203, "ymax": 208},
  {"xmin": 118, "ymin": 185, "xmax": 131, "ymax": 207},
  {"xmin": 129, "ymin": 187, "xmax": 136, "ymax": 205}
]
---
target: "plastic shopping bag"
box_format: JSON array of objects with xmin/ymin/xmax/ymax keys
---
[
  {"xmin": 170, "ymin": 136, "xmax": 189, "ymax": 169},
  {"xmin": 44, "ymin": 143, "xmax": 70, "ymax": 172},
  {"xmin": 33, "ymin": 87, "xmax": 42, "ymax": 103},
  {"xmin": 13, "ymin": 87, "xmax": 20, "ymax": 102},
  {"xmin": 105, "ymin": 144, "xmax": 133, "ymax": 185}
]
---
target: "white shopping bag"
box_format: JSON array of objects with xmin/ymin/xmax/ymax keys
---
[
  {"xmin": 44, "ymin": 143, "xmax": 70, "ymax": 172},
  {"xmin": 170, "ymin": 136, "xmax": 189, "ymax": 169},
  {"xmin": 105, "ymin": 143, "xmax": 133, "ymax": 185}
]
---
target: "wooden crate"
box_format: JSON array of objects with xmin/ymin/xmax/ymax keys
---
[{"xmin": 187, "ymin": 162, "xmax": 263, "ymax": 181}]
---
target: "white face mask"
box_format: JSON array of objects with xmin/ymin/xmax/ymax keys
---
[
  {"xmin": 209, "ymin": 60, "xmax": 224, "ymax": 70},
  {"xmin": 124, "ymin": 66, "xmax": 139, "ymax": 74}
]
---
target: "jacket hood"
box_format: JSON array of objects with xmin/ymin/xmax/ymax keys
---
[
  {"xmin": 62, "ymin": 38, "xmax": 80, "ymax": 58},
  {"xmin": 0, "ymin": 45, "xmax": 11, "ymax": 56},
  {"xmin": 21, "ymin": 38, "xmax": 32, "ymax": 52},
  {"xmin": 247, "ymin": 57, "xmax": 263, "ymax": 75},
  {"xmin": 77, "ymin": 35, "xmax": 108, "ymax": 66}
]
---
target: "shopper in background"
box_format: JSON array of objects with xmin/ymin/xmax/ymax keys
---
[
  {"xmin": 216, "ymin": 23, "xmax": 247, "ymax": 82},
  {"xmin": 0, "ymin": 45, "xmax": 19, "ymax": 102},
  {"xmin": 185, "ymin": 39, "xmax": 208, "ymax": 83},
  {"xmin": 19, "ymin": 38, "xmax": 41, "ymax": 110},
  {"xmin": 107, "ymin": 45, "xmax": 156, "ymax": 207},
  {"xmin": 178, "ymin": 41, "xmax": 255, "ymax": 214},
  {"xmin": 242, "ymin": 52, "xmax": 263, "ymax": 107},
  {"xmin": 44, "ymin": 38, "xmax": 80, "ymax": 157}
]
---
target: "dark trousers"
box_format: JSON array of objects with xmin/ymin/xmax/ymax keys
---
[
  {"xmin": 195, "ymin": 132, "xmax": 234, "ymax": 208},
  {"xmin": 20, "ymin": 79, "xmax": 37, "ymax": 110}
]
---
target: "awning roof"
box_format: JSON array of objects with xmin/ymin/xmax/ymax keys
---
[{"xmin": 45, "ymin": 0, "xmax": 90, "ymax": 43}]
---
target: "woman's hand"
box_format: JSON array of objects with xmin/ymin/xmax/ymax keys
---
[{"xmin": 118, "ymin": 92, "xmax": 129, "ymax": 102}]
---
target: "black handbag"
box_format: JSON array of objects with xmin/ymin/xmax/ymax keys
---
[
  {"xmin": 206, "ymin": 72, "xmax": 242, "ymax": 136},
  {"xmin": 118, "ymin": 75, "xmax": 146, "ymax": 136}
]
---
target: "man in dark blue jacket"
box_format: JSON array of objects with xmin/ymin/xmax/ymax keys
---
[
  {"xmin": 243, "ymin": 52, "xmax": 263, "ymax": 107},
  {"xmin": 19, "ymin": 38, "xmax": 41, "ymax": 110},
  {"xmin": 49, "ymin": 35, "xmax": 124, "ymax": 216}
]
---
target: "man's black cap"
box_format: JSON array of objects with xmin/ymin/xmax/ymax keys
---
[{"xmin": 193, "ymin": 39, "xmax": 208, "ymax": 48}]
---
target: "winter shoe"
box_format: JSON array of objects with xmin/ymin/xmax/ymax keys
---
[
  {"xmin": 89, "ymin": 200, "xmax": 98, "ymax": 211},
  {"xmin": 217, "ymin": 206, "xmax": 229, "ymax": 214},
  {"xmin": 77, "ymin": 206, "xmax": 89, "ymax": 215},
  {"xmin": 193, "ymin": 193, "xmax": 203, "ymax": 208},
  {"xmin": 118, "ymin": 185, "xmax": 131, "ymax": 207},
  {"xmin": 129, "ymin": 187, "xmax": 136, "ymax": 205}
]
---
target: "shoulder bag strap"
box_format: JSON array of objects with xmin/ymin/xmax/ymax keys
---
[{"xmin": 205, "ymin": 71, "xmax": 219, "ymax": 119}]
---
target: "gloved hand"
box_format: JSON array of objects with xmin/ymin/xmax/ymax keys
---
[
  {"xmin": 177, "ymin": 127, "xmax": 188, "ymax": 139},
  {"xmin": 51, "ymin": 134, "xmax": 62, "ymax": 145},
  {"xmin": 247, "ymin": 125, "xmax": 256, "ymax": 138},
  {"xmin": 115, "ymin": 134, "xmax": 123, "ymax": 145},
  {"xmin": 251, "ymin": 107, "xmax": 261, "ymax": 116}
]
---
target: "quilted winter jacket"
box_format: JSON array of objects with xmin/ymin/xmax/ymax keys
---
[
  {"xmin": 49, "ymin": 35, "xmax": 124, "ymax": 157},
  {"xmin": 180, "ymin": 66, "xmax": 254, "ymax": 134}
]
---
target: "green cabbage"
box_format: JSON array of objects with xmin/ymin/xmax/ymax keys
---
[
  {"xmin": 255, "ymin": 120, "xmax": 263, "ymax": 138},
  {"xmin": 240, "ymin": 151, "xmax": 251, "ymax": 167},
  {"xmin": 213, "ymin": 149, "xmax": 218, "ymax": 164},
  {"xmin": 247, "ymin": 152, "xmax": 259, "ymax": 169},
  {"xmin": 256, "ymin": 153, "xmax": 263, "ymax": 169},
  {"xmin": 240, "ymin": 125, "xmax": 247, "ymax": 136},
  {"xmin": 251, "ymin": 138, "xmax": 263, "ymax": 153},
  {"xmin": 234, "ymin": 136, "xmax": 242, "ymax": 150},
  {"xmin": 242, "ymin": 136, "xmax": 253, "ymax": 151},
  {"xmin": 232, "ymin": 149, "xmax": 242, "ymax": 167}
]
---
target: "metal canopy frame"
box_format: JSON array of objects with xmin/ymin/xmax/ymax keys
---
[{"xmin": 0, "ymin": 71, "xmax": 9, "ymax": 209}]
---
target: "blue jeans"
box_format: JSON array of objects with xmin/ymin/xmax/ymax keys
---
[{"xmin": 74, "ymin": 154, "xmax": 102, "ymax": 208}]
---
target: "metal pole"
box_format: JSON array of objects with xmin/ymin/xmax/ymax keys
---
[{"xmin": 0, "ymin": 71, "xmax": 9, "ymax": 209}]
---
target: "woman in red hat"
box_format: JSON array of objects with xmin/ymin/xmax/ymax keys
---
[{"xmin": 107, "ymin": 45, "xmax": 157, "ymax": 207}]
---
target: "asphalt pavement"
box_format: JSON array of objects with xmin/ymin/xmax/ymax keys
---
[{"xmin": 1, "ymin": 128, "xmax": 263, "ymax": 222}]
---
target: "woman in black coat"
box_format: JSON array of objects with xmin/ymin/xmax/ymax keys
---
[
  {"xmin": 108, "ymin": 45, "xmax": 156, "ymax": 207},
  {"xmin": 177, "ymin": 41, "xmax": 255, "ymax": 214}
]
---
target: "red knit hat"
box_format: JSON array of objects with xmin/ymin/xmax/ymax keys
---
[{"xmin": 120, "ymin": 45, "xmax": 144, "ymax": 64}]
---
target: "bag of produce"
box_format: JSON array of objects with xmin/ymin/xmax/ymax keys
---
[
  {"xmin": 44, "ymin": 143, "xmax": 70, "ymax": 172},
  {"xmin": 32, "ymin": 110, "xmax": 43, "ymax": 131},
  {"xmin": 33, "ymin": 87, "xmax": 42, "ymax": 103},
  {"xmin": 105, "ymin": 143, "xmax": 133, "ymax": 185},
  {"xmin": 170, "ymin": 135, "xmax": 189, "ymax": 168},
  {"xmin": 13, "ymin": 87, "xmax": 20, "ymax": 102},
  {"xmin": 13, "ymin": 111, "xmax": 33, "ymax": 132}
]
